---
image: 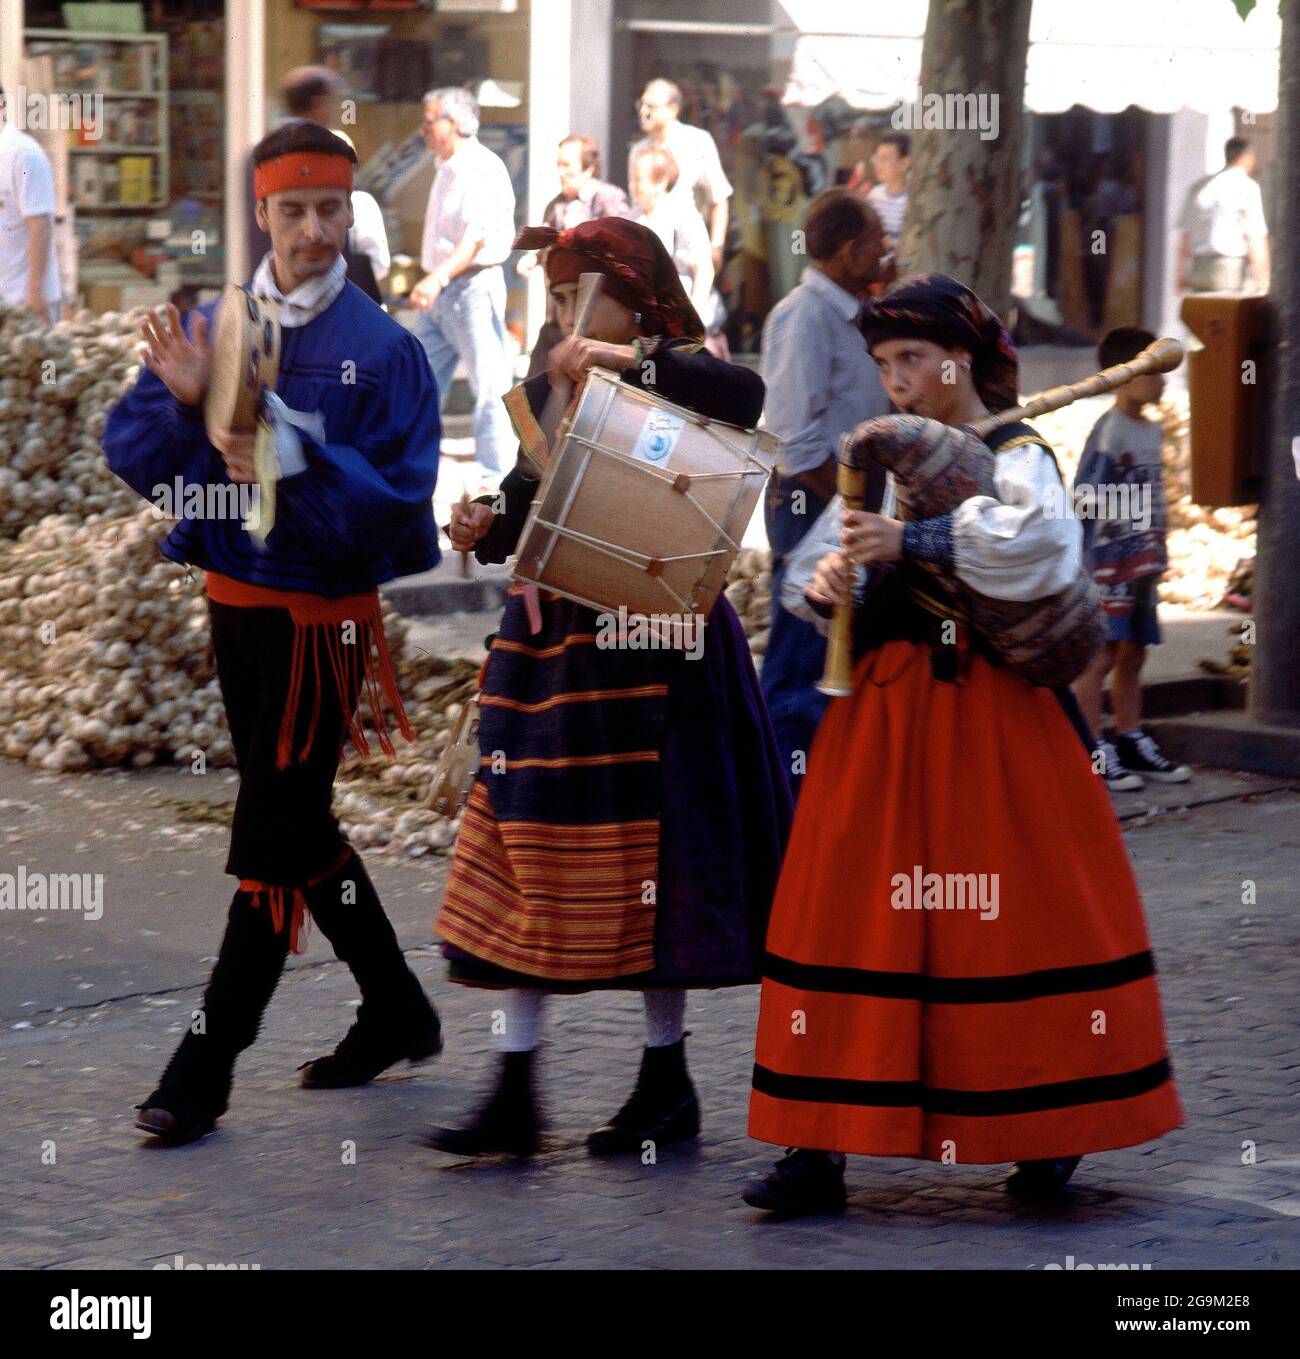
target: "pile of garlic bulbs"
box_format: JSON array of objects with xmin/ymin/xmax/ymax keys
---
[
  {"xmin": 0, "ymin": 509, "xmax": 477, "ymax": 855},
  {"xmin": 0, "ymin": 305, "xmax": 144, "ymax": 539},
  {"xmin": 725, "ymin": 548, "xmax": 772, "ymax": 657}
]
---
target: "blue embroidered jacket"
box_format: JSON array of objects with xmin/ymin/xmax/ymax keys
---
[{"xmin": 103, "ymin": 282, "xmax": 441, "ymax": 597}]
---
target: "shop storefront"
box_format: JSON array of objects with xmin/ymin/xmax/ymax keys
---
[
  {"xmin": 1, "ymin": 0, "xmax": 532, "ymax": 326},
  {"xmin": 0, "ymin": 0, "xmax": 1280, "ymax": 350},
  {"xmin": 604, "ymin": 0, "xmax": 1280, "ymax": 351},
  {"xmin": 4, "ymin": 0, "xmax": 225, "ymax": 314},
  {"xmin": 774, "ymin": 0, "xmax": 1282, "ymax": 346}
]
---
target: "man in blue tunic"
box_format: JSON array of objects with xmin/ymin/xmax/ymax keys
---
[{"xmin": 103, "ymin": 123, "xmax": 444, "ymax": 1144}]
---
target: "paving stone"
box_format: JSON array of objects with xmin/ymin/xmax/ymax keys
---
[{"xmin": 1, "ymin": 761, "xmax": 1298, "ymax": 1268}]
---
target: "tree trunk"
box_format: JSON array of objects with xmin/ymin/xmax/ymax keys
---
[
  {"xmin": 1248, "ymin": 0, "xmax": 1300, "ymax": 725},
  {"xmin": 895, "ymin": 0, "xmax": 1032, "ymax": 321}
]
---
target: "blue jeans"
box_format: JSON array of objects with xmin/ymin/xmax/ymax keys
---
[
  {"xmin": 760, "ymin": 474, "xmax": 830, "ymax": 801},
  {"xmin": 410, "ymin": 268, "xmax": 513, "ymax": 474}
]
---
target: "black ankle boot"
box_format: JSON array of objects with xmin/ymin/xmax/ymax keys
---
[
  {"xmin": 299, "ymin": 848, "xmax": 443, "ymax": 1088},
  {"xmin": 1007, "ymin": 1155, "xmax": 1082, "ymax": 1201},
  {"xmin": 742, "ymin": 1148, "xmax": 848, "ymax": 1218},
  {"xmin": 136, "ymin": 889, "xmax": 289, "ymax": 1143},
  {"xmin": 300, "ymin": 1004, "xmax": 442, "ymax": 1089},
  {"xmin": 587, "ymin": 1037, "xmax": 700, "ymax": 1156},
  {"xmin": 417, "ymin": 1050, "xmax": 543, "ymax": 1158}
]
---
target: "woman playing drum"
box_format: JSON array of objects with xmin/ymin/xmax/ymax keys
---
[
  {"xmin": 744, "ymin": 274, "xmax": 1182, "ymax": 1217},
  {"xmin": 424, "ymin": 217, "xmax": 792, "ymax": 1159}
]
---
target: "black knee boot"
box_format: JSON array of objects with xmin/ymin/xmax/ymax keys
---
[
  {"xmin": 136, "ymin": 889, "xmax": 289, "ymax": 1143},
  {"xmin": 417, "ymin": 1050, "xmax": 543, "ymax": 1158},
  {"xmin": 299, "ymin": 848, "xmax": 442, "ymax": 1088},
  {"xmin": 587, "ymin": 1037, "xmax": 700, "ymax": 1155}
]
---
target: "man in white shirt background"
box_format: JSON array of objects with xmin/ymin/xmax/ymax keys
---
[
  {"xmin": 629, "ymin": 78, "xmax": 731, "ymax": 274},
  {"xmin": 1177, "ymin": 136, "xmax": 1270, "ymax": 295},
  {"xmin": 411, "ymin": 86, "xmax": 516, "ymax": 486},
  {"xmin": 0, "ymin": 83, "xmax": 61, "ymax": 323}
]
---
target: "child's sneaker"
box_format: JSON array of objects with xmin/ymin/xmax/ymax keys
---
[
  {"xmin": 1115, "ymin": 731, "xmax": 1192, "ymax": 784},
  {"xmin": 1097, "ymin": 739, "xmax": 1144, "ymax": 791}
]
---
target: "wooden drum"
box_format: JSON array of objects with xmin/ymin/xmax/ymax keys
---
[{"xmin": 512, "ymin": 368, "xmax": 778, "ymax": 621}]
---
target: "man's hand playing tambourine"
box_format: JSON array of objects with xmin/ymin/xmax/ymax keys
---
[
  {"xmin": 138, "ymin": 303, "xmax": 210, "ymax": 407},
  {"xmin": 209, "ymin": 428, "xmax": 257, "ymax": 484}
]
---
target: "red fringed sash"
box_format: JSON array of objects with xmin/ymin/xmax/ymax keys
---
[
  {"xmin": 240, "ymin": 846, "xmax": 352, "ymax": 955},
  {"xmin": 204, "ymin": 570, "xmax": 414, "ymax": 771}
]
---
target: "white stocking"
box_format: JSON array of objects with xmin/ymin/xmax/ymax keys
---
[
  {"xmin": 494, "ymin": 987, "xmax": 547, "ymax": 1052},
  {"xmin": 642, "ymin": 989, "xmax": 686, "ymax": 1048}
]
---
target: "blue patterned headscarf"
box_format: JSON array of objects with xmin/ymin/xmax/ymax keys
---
[{"xmin": 860, "ymin": 273, "xmax": 1019, "ymax": 414}]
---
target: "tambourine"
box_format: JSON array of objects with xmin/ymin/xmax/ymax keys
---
[{"xmin": 205, "ymin": 284, "xmax": 280, "ymax": 440}]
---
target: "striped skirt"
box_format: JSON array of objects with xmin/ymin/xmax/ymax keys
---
[
  {"xmin": 749, "ymin": 639, "xmax": 1182, "ymax": 1164},
  {"xmin": 437, "ymin": 589, "xmax": 791, "ymax": 989}
]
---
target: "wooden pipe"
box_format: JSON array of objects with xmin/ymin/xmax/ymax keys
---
[
  {"xmin": 816, "ymin": 450, "xmax": 867, "ymax": 698},
  {"xmin": 966, "ymin": 337, "xmax": 1184, "ymax": 440}
]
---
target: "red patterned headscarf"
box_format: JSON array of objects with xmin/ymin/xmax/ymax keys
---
[
  {"xmin": 514, "ymin": 218, "xmax": 704, "ymax": 341},
  {"xmin": 860, "ymin": 273, "xmax": 1020, "ymax": 414}
]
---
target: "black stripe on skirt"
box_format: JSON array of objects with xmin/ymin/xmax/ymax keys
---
[
  {"xmin": 752, "ymin": 1057, "xmax": 1173, "ymax": 1117},
  {"xmin": 761, "ymin": 950, "xmax": 1156, "ymax": 1004}
]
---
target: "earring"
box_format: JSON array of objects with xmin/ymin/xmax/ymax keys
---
[{"xmin": 633, "ymin": 311, "xmax": 642, "ymax": 323}]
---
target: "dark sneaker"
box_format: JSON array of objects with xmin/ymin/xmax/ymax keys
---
[
  {"xmin": 1007, "ymin": 1155, "xmax": 1081, "ymax": 1201},
  {"xmin": 1097, "ymin": 740, "xmax": 1143, "ymax": 791},
  {"xmin": 300, "ymin": 1009, "xmax": 442, "ymax": 1089},
  {"xmin": 742, "ymin": 1149, "xmax": 847, "ymax": 1218},
  {"xmin": 1115, "ymin": 732, "xmax": 1191, "ymax": 784}
]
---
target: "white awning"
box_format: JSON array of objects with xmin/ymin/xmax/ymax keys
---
[{"xmin": 779, "ymin": 0, "xmax": 1282, "ymax": 115}]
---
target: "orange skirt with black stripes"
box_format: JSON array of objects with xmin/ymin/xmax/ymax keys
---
[{"xmin": 749, "ymin": 640, "xmax": 1182, "ymax": 1164}]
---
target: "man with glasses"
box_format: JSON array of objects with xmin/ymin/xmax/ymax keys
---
[
  {"xmin": 411, "ymin": 87, "xmax": 517, "ymax": 489},
  {"xmin": 628, "ymin": 79, "xmax": 731, "ymax": 275}
]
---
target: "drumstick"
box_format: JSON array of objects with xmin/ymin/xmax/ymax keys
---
[
  {"xmin": 457, "ymin": 489, "xmax": 472, "ymax": 578},
  {"xmin": 537, "ymin": 271, "xmax": 604, "ymax": 455}
]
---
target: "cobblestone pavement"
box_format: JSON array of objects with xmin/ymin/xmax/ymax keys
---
[{"xmin": 1, "ymin": 758, "xmax": 1298, "ymax": 1270}]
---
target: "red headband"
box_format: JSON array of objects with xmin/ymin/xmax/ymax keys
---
[{"xmin": 253, "ymin": 152, "xmax": 354, "ymax": 201}]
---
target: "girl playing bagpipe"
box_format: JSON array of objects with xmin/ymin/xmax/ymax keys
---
[{"xmin": 744, "ymin": 274, "xmax": 1182, "ymax": 1217}]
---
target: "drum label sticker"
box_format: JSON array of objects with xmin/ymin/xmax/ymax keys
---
[{"xmin": 630, "ymin": 408, "xmax": 686, "ymax": 466}]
